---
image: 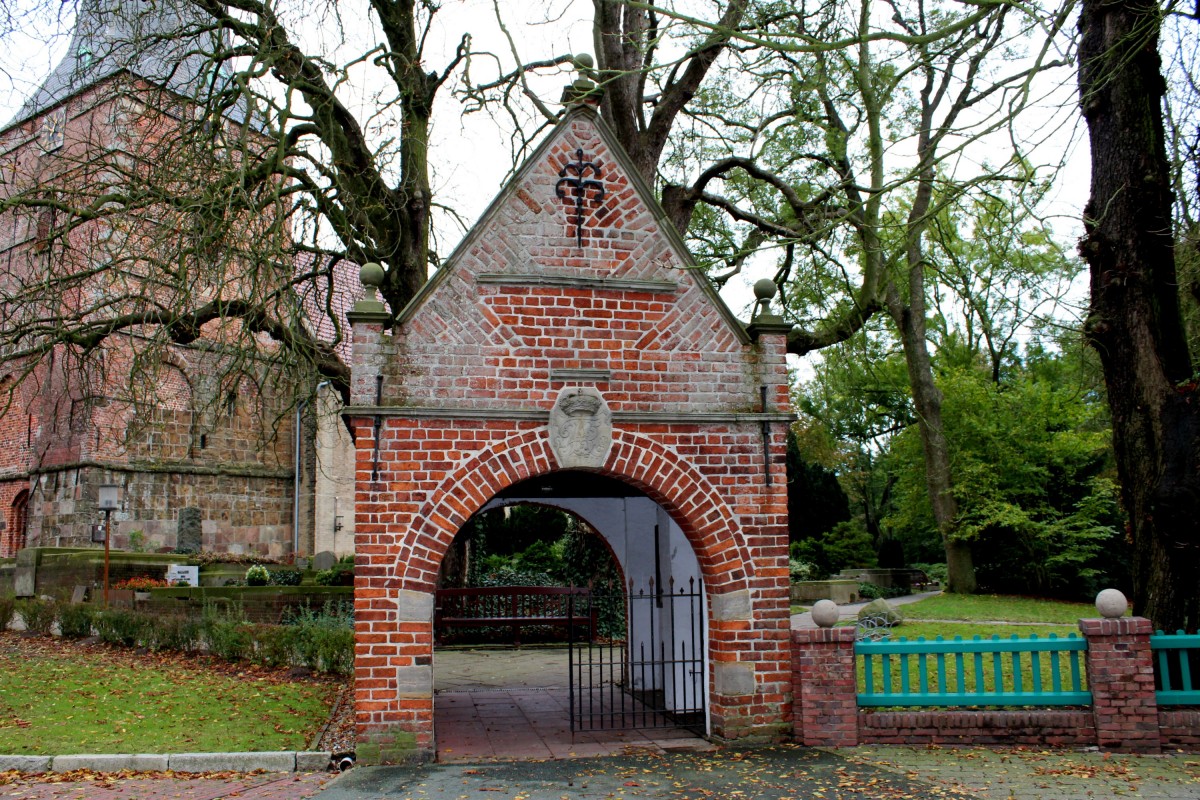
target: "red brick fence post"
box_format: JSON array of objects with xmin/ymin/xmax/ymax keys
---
[
  {"xmin": 1081, "ymin": 616, "xmax": 1161, "ymax": 753},
  {"xmin": 791, "ymin": 627, "xmax": 858, "ymax": 746}
]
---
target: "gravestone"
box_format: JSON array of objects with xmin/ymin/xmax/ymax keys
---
[
  {"xmin": 176, "ymin": 506, "xmax": 202, "ymax": 553},
  {"xmin": 313, "ymin": 550, "xmax": 338, "ymax": 571}
]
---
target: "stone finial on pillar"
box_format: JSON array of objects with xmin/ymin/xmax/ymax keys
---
[
  {"xmin": 561, "ymin": 53, "xmax": 602, "ymax": 107},
  {"xmin": 348, "ymin": 262, "xmax": 389, "ymax": 321},
  {"xmin": 346, "ymin": 262, "xmax": 392, "ymax": 407},
  {"xmin": 747, "ymin": 279, "xmax": 792, "ymax": 341}
]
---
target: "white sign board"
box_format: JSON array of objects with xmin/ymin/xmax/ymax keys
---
[{"xmin": 166, "ymin": 565, "xmax": 199, "ymax": 587}]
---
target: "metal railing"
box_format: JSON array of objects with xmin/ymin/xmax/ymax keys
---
[
  {"xmin": 856, "ymin": 633, "xmax": 1090, "ymax": 707},
  {"xmin": 1152, "ymin": 630, "xmax": 1200, "ymax": 706}
]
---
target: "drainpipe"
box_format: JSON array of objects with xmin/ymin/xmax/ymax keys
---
[{"xmin": 294, "ymin": 381, "xmax": 330, "ymax": 559}]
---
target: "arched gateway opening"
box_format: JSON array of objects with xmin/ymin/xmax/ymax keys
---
[
  {"xmin": 344, "ymin": 102, "xmax": 794, "ymax": 764},
  {"xmin": 432, "ymin": 472, "xmax": 710, "ymax": 759}
]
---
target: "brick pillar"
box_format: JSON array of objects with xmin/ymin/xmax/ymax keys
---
[
  {"xmin": 1081, "ymin": 617, "xmax": 1160, "ymax": 753},
  {"xmin": 791, "ymin": 627, "xmax": 858, "ymax": 746}
]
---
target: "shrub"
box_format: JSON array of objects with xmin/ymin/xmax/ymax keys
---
[
  {"xmin": 315, "ymin": 556, "xmax": 354, "ymax": 586},
  {"xmin": 789, "ymin": 558, "xmax": 817, "ymax": 582},
  {"xmin": 245, "ymin": 564, "xmax": 270, "ymax": 586},
  {"xmin": 249, "ymin": 623, "xmax": 295, "ymax": 668},
  {"xmin": 94, "ymin": 609, "xmax": 149, "ymax": 646},
  {"xmin": 268, "ymin": 569, "xmax": 303, "ymax": 587},
  {"xmin": 0, "ymin": 595, "xmax": 14, "ymax": 630},
  {"xmin": 144, "ymin": 615, "xmax": 200, "ymax": 652},
  {"xmin": 858, "ymin": 582, "xmax": 907, "ymax": 600},
  {"xmin": 285, "ymin": 603, "xmax": 354, "ymax": 675},
  {"xmin": 58, "ymin": 604, "xmax": 95, "ymax": 638},
  {"xmin": 17, "ymin": 598, "xmax": 57, "ymax": 636}
]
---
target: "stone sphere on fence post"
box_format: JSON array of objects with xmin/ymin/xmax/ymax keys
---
[
  {"xmin": 811, "ymin": 599, "xmax": 839, "ymax": 628},
  {"xmin": 1095, "ymin": 588, "xmax": 1128, "ymax": 619}
]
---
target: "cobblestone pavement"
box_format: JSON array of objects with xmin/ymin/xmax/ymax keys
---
[{"xmin": 0, "ymin": 771, "xmax": 331, "ymax": 800}]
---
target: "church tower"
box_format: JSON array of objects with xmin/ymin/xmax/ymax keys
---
[{"xmin": 0, "ymin": 0, "xmax": 301, "ymax": 560}]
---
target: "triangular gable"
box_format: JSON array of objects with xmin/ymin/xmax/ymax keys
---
[{"xmin": 397, "ymin": 105, "xmax": 748, "ymax": 345}]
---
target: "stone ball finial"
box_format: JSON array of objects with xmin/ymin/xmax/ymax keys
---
[
  {"xmin": 360, "ymin": 262, "xmax": 385, "ymax": 289},
  {"xmin": 1095, "ymin": 588, "xmax": 1128, "ymax": 619},
  {"xmin": 753, "ymin": 278, "xmax": 778, "ymax": 301},
  {"xmin": 573, "ymin": 53, "xmax": 595, "ymax": 71},
  {"xmin": 811, "ymin": 599, "xmax": 839, "ymax": 628}
]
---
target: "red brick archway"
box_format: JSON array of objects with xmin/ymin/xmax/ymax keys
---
[
  {"xmin": 345, "ymin": 105, "xmax": 795, "ymax": 763},
  {"xmin": 395, "ymin": 428, "xmax": 751, "ymax": 596}
]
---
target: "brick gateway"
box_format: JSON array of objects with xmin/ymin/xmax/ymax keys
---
[{"xmin": 343, "ymin": 104, "xmax": 795, "ymax": 763}]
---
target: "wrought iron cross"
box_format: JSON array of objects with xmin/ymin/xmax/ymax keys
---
[{"xmin": 555, "ymin": 148, "xmax": 605, "ymax": 248}]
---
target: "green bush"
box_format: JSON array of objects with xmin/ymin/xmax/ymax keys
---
[
  {"xmin": 144, "ymin": 615, "xmax": 200, "ymax": 652},
  {"xmin": 58, "ymin": 604, "xmax": 95, "ymax": 638},
  {"xmin": 0, "ymin": 595, "xmax": 15, "ymax": 630},
  {"xmin": 285, "ymin": 603, "xmax": 354, "ymax": 675},
  {"xmin": 17, "ymin": 598, "xmax": 58, "ymax": 636},
  {"xmin": 245, "ymin": 564, "xmax": 270, "ymax": 586},
  {"xmin": 250, "ymin": 623, "xmax": 296, "ymax": 669},
  {"xmin": 203, "ymin": 615, "xmax": 253, "ymax": 662},
  {"xmin": 858, "ymin": 582, "xmax": 908, "ymax": 600},
  {"xmin": 94, "ymin": 609, "xmax": 149, "ymax": 647},
  {"xmin": 315, "ymin": 556, "xmax": 354, "ymax": 586},
  {"xmin": 268, "ymin": 569, "xmax": 303, "ymax": 587}
]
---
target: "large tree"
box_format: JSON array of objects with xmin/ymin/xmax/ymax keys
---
[
  {"xmin": 622, "ymin": 0, "xmax": 1073, "ymax": 591},
  {"xmin": 1078, "ymin": 0, "xmax": 1200, "ymax": 631}
]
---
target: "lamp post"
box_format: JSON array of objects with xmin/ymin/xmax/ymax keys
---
[{"xmin": 98, "ymin": 484, "xmax": 120, "ymax": 606}]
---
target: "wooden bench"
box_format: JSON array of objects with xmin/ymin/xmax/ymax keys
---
[{"xmin": 434, "ymin": 586, "xmax": 597, "ymax": 646}]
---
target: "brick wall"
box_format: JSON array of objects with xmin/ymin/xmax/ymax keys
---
[
  {"xmin": 789, "ymin": 617, "xmax": 1200, "ymax": 752},
  {"xmin": 348, "ymin": 107, "xmax": 793, "ymax": 762},
  {"xmin": 859, "ymin": 710, "xmax": 1097, "ymax": 747},
  {"xmin": 1081, "ymin": 617, "xmax": 1161, "ymax": 752},
  {"xmin": 791, "ymin": 627, "xmax": 858, "ymax": 746}
]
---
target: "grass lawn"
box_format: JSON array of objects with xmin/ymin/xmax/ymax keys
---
[
  {"xmin": 885, "ymin": 620, "xmax": 1081, "ymax": 640},
  {"xmin": 899, "ymin": 593, "xmax": 1095, "ymax": 624},
  {"xmin": 0, "ymin": 632, "xmax": 338, "ymax": 755}
]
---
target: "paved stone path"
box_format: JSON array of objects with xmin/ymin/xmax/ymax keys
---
[
  {"xmin": 6, "ymin": 744, "xmax": 1200, "ymax": 798},
  {"xmin": 316, "ymin": 745, "xmax": 1200, "ymax": 799},
  {"xmin": 0, "ymin": 771, "xmax": 331, "ymax": 800}
]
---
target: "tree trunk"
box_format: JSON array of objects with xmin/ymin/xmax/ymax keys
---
[
  {"xmin": 889, "ymin": 297, "xmax": 977, "ymax": 594},
  {"xmin": 1078, "ymin": 0, "xmax": 1200, "ymax": 631}
]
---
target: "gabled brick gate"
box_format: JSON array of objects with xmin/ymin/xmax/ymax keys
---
[{"xmin": 343, "ymin": 101, "xmax": 795, "ymax": 764}]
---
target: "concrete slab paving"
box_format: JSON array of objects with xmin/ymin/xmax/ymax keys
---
[{"xmin": 316, "ymin": 745, "xmax": 1200, "ymax": 800}]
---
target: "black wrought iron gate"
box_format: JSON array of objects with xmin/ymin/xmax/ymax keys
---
[{"xmin": 568, "ymin": 578, "xmax": 706, "ymax": 733}]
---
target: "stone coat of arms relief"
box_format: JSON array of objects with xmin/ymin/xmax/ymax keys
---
[{"xmin": 548, "ymin": 387, "xmax": 612, "ymax": 469}]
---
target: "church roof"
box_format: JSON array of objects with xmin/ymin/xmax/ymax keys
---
[{"xmin": 6, "ymin": 0, "xmax": 246, "ymax": 129}]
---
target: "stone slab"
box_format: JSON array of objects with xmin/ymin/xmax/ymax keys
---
[
  {"xmin": 168, "ymin": 751, "xmax": 296, "ymax": 773},
  {"xmin": 0, "ymin": 755, "xmax": 51, "ymax": 772},
  {"xmin": 296, "ymin": 751, "xmax": 333, "ymax": 771},
  {"xmin": 52, "ymin": 753, "xmax": 170, "ymax": 772}
]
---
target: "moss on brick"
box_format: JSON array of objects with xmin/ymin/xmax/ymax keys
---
[{"xmin": 355, "ymin": 731, "xmax": 424, "ymax": 765}]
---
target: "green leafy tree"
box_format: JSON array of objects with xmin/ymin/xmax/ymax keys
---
[{"xmin": 887, "ymin": 367, "xmax": 1125, "ymax": 599}]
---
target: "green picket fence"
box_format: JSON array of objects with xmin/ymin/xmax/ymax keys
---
[
  {"xmin": 856, "ymin": 634, "xmax": 1090, "ymax": 707},
  {"xmin": 1151, "ymin": 630, "xmax": 1200, "ymax": 706}
]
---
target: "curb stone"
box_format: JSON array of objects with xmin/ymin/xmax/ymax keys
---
[
  {"xmin": 0, "ymin": 751, "xmax": 332, "ymax": 774},
  {"xmin": 52, "ymin": 754, "xmax": 170, "ymax": 772},
  {"xmin": 0, "ymin": 755, "xmax": 52, "ymax": 772}
]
